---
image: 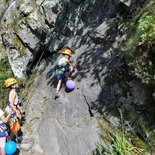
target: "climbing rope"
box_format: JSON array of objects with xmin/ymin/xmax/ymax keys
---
[
  {"xmin": 6, "ymin": 134, "xmax": 34, "ymax": 152},
  {"xmin": 16, "ymin": 137, "xmax": 34, "ymax": 151}
]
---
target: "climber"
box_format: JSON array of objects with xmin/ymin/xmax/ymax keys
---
[
  {"xmin": 0, "ymin": 108, "xmax": 12, "ymax": 155},
  {"xmin": 54, "ymin": 47, "xmax": 75, "ymax": 98},
  {"xmin": 4, "ymin": 78, "xmax": 23, "ymax": 138}
]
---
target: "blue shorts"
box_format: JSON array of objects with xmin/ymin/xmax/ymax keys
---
[{"xmin": 56, "ymin": 66, "xmax": 70, "ymax": 80}]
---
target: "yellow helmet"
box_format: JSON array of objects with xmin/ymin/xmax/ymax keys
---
[
  {"xmin": 61, "ymin": 48, "xmax": 72, "ymax": 57},
  {"xmin": 4, "ymin": 78, "xmax": 18, "ymax": 88}
]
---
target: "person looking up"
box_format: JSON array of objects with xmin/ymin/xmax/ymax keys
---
[{"xmin": 4, "ymin": 78, "xmax": 22, "ymax": 138}]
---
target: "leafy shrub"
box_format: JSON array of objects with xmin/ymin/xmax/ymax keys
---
[
  {"xmin": 124, "ymin": 8, "xmax": 155, "ymax": 84},
  {"xmin": 94, "ymin": 132, "xmax": 143, "ymax": 155},
  {"xmin": 138, "ymin": 14, "xmax": 155, "ymax": 46}
]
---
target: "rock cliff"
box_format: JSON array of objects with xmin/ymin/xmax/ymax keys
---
[{"xmin": 0, "ymin": 0, "xmax": 152, "ymax": 155}]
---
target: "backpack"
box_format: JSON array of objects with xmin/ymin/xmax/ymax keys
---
[{"xmin": 0, "ymin": 123, "xmax": 8, "ymax": 137}]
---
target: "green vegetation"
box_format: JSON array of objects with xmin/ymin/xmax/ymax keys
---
[
  {"xmin": 138, "ymin": 14, "xmax": 155, "ymax": 46},
  {"xmin": 19, "ymin": 0, "xmax": 25, "ymax": 4},
  {"xmin": 12, "ymin": 35, "xmax": 26, "ymax": 56},
  {"xmin": 94, "ymin": 1, "xmax": 155, "ymax": 153},
  {"xmin": 124, "ymin": 1, "xmax": 155, "ymax": 84},
  {"xmin": 95, "ymin": 132, "xmax": 143, "ymax": 155},
  {"xmin": 2, "ymin": 0, "xmax": 31, "ymax": 57},
  {"xmin": 0, "ymin": 57, "xmax": 13, "ymax": 109},
  {"xmin": 0, "ymin": 57, "xmax": 35, "ymax": 110},
  {"xmin": 94, "ymin": 113, "xmax": 146, "ymax": 155},
  {"xmin": 4, "ymin": 16, "xmax": 27, "ymax": 56},
  {"xmin": 122, "ymin": 1, "xmax": 155, "ymax": 150}
]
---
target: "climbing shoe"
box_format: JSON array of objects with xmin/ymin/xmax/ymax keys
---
[{"xmin": 54, "ymin": 92, "xmax": 60, "ymax": 100}]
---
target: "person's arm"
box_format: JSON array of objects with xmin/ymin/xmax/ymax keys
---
[
  {"xmin": 16, "ymin": 104, "xmax": 23, "ymax": 114},
  {"xmin": 10, "ymin": 92, "xmax": 18, "ymax": 113},
  {"xmin": 66, "ymin": 59, "xmax": 76, "ymax": 70},
  {"xmin": 0, "ymin": 110, "xmax": 12, "ymax": 123},
  {"xmin": 68, "ymin": 61, "xmax": 75, "ymax": 68}
]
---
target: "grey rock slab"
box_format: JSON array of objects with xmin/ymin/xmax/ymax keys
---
[{"xmin": 22, "ymin": 61, "xmax": 101, "ymax": 155}]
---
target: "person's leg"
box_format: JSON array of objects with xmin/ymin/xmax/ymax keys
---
[
  {"xmin": 56, "ymin": 79, "xmax": 62, "ymax": 93},
  {"xmin": 55, "ymin": 79, "xmax": 62, "ymax": 99},
  {"xmin": 0, "ymin": 147, "xmax": 6, "ymax": 155},
  {"xmin": 10, "ymin": 131, "xmax": 15, "ymax": 140},
  {"xmin": 0, "ymin": 137, "xmax": 6, "ymax": 155},
  {"xmin": 56, "ymin": 73, "xmax": 63, "ymax": 93},
  {"xmin": 67, "ymin": 66, "xmax": 74, "ymax": 78}
]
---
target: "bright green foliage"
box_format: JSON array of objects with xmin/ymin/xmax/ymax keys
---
[
  {"xmin": 138, "ymin": 14, "xmax": 155, "ymax": 45},
  {"xmin": 94, "ymin": 132, "xmax": 143, "ymax": 155},
  {"xmin": 124, "ymin": 32, "xmax": 141, "ymax": 56},
  {"xmin": 111, "ymin": 133, "xmax": 137, "ymax": 155},
  {"xmin": 124, "ymin": 4, "xmax": 155, "ymax": 84},
  {"xmin": 94, "ymin": 112, "xmax": 150, "ymax": 155}
]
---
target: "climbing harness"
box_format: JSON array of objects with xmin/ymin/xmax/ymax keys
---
[{"xmin": 9, "ymin": 120, "xmax": 21, "ymax": 133}]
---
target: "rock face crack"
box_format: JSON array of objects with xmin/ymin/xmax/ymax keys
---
[{"xmin": 83, "ymin": 94, "xmax": 94, "ymax": 117}]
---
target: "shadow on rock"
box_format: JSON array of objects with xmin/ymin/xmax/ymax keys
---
[{"xmin": 65, "ymin": 87, "xmax": 75, "ymax": 93}]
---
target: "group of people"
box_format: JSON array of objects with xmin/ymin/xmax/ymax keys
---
[
  {"xmin": 0, "ymin": 78, "xmax": 24, "ymax": 155},
  {"xmin": 0, "ymin": 47, "xmax": 75, "ymax": 154}
]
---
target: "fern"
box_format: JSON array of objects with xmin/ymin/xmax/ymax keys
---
[{"xmin": 138, "ymin": 14, "xmax": 155, "ymax": 45}]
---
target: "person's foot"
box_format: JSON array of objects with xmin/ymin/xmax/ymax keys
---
[
  {"xmin": 67, "ymin": 77, "xmax": 71, "ymax": 80},
  {"xmin": 54, "ymin": 92, "xmax": 60, "ymax": 100}
]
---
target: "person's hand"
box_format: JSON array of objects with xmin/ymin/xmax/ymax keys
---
[
  {"xmin": 16, "ymin": 111, "xmax": 22, "ymax": 119},
  {"xmin": 70, "ymin": 65, "xmax": 74, "ymax": 71},
  {"xmin": 8, "ymin": 108, "xmax": 12, "ymax": 114},
  {"xmin": 19, "ymin": 110, "xmax": 23, "ymax": 117},
  {"xmin": 74, "ymin": 67, "xmax": 78, "ymax": 72}
]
